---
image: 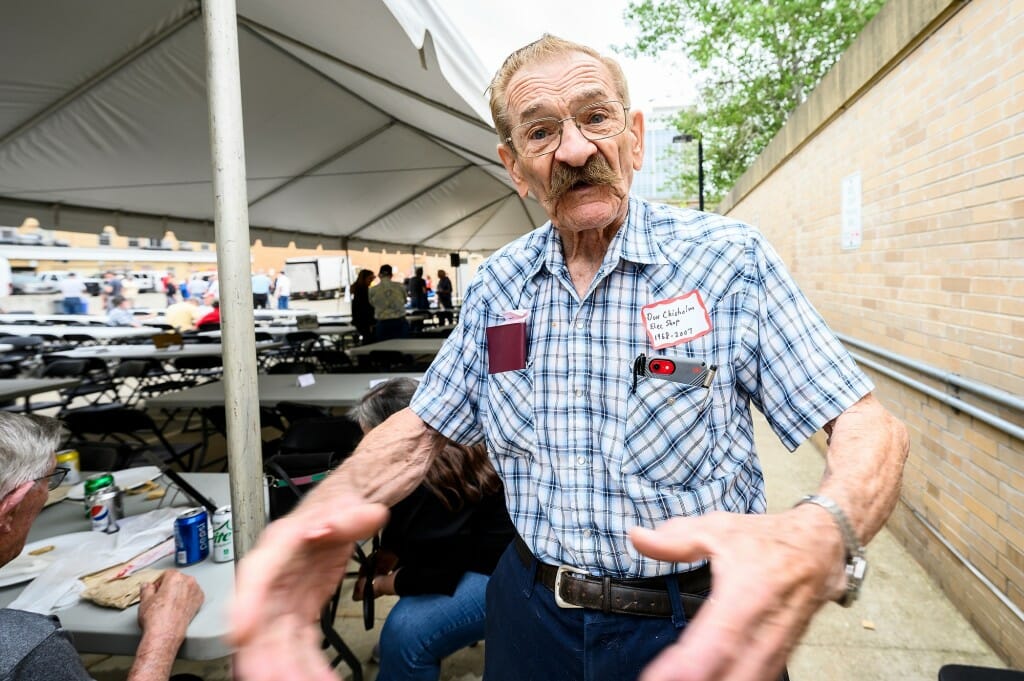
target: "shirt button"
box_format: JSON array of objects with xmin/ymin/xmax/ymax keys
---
[
  {"xmin": 552, "ymin": 322, "xmax": 558, "ymax": 328},
  {"xmin": 666, "ymin": 397, "xmax": 676, "ymax": 405},
  {"xmin": 577, "ymin": 455, "xmax": 586, "ymax": 465},
  {"xmin": 574, "ymin": 388, "xmax": 583, "ymax": 397},
  {"xmin": 583, "ymin": 529, "xmax": 592, "ymax": 539},
  {"xmin": 576, "ymin": 321, "xmax": 584, "ymax": 329}
]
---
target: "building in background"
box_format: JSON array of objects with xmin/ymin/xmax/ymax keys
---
[{"xmin": 632, "ymin": 105, "xmax": 685, "ymax": 204}]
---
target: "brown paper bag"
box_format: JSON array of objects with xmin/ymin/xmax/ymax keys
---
[{"xmin": 81, "ymin": 568, "xmax": 165, "ymax": 609}]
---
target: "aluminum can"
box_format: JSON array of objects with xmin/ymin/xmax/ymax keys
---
[
  {"xmin": 211, "ymin": 505, "xmax": 234, "ymax": 563},
  {"xmin": 174, "ymin": 508, "xmax": 210, "ymax": 566},
  {"xmin": 82, "ymin": 472, "xmax": 115, "ymax": 515},
  {"xmin": 89, "ymin": 488, "xmax": 123, "ymax": 533},
  {"xmin": 55, "ymin": 449, "xmax": 81, "ymax": 485}
]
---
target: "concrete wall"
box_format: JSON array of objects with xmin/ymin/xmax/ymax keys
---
[{"xmin": 718, "ymin": 0, "xmax": 1024, "ymax": 666}]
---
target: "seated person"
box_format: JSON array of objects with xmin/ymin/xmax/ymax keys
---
[
  {"xmin": 0, "ymin": 413, "xmax": 205, "ymax": 681},
  {"xmin": 350, "ymin": 378, "xmax": 515, "ymax": 681},
  {"xmin": 164, "ymin": 297, "xmax": 201, "ymax": 333},
  {"xmin": 106, "ymin": 295, "xmax": 141, "ymax": 327},
  {"xmin": 196, "ymin": 300, "xmax": 220, "ymax": 328}
]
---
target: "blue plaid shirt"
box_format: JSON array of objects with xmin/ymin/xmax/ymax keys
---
[{"xmin": 410, "ymin": 197, "xmax": 872, "ymax": 578}]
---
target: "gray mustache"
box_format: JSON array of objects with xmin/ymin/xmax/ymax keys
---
[{"xmin": 546, "ymin": 156, "xmax": 619, "ymax": 203}]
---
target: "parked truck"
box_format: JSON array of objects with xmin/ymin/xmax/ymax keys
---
[{"xmin": 284, "ymin": 256, "xmax": 350, "ymax": 300}]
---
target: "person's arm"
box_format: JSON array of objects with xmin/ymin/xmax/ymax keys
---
[
  {"xmin": 631, "ymin": 392, "xmax": 908, "ymax": 681},
  {"xmin": 231, "ymin": 407, "xmax": 445, "ymax": 680},
  {"xmin": 126, "ymin": 571, "xmax": 203, "ymax": 681}
]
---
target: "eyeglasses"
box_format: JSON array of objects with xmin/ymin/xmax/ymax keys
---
[
  {"xmin": 33, "ymin": 467, "xmax": 69, "ymax": 492},
  {"xmin": 506, "ymin": 100, "xmax": 629, "ymax": 158}
]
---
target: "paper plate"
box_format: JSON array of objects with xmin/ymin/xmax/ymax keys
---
[
  {"xmin": 66, "ymin": 466, "xmax": 162, "ymax": 501},
  {"xmin": 0, "ymin": 532, "xmax": 96, "ymax": 587}
]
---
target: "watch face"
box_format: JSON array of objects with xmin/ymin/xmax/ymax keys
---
[{"xmin": 841, "ymin": 555, "xmax": 868, "ymax": 606}]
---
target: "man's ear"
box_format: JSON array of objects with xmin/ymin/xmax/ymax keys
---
[
  {"xmin": 0, "ymin": 483, "xmax": 32, "ymax": 532},
  {"xmin": 497, "ymin": 143, "xmax": 530, "ymax": 198},
  {"xmin": 629, "ymin": 109, "xmax": 645, "ymax": 171}
]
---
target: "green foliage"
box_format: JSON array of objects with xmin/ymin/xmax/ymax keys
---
[{"xmin": 623, "ymin": 0, "xmax": 885, "ymax": 207}]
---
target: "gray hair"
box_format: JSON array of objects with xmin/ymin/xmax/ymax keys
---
[
  {"xmin": 349, "ymin": 378, "xmax": 419, "ymax": 431},
  {"xmin": 0, "ymin": 413, "xmax": 65, "ymax": 499}
]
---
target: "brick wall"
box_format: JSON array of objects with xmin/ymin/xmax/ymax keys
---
[{"xmin": 719, "ymin": 0, "xmax": 1023, "ymax": 666}]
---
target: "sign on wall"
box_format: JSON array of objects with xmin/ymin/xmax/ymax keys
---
[{"xmin": 841, "ymin": 171, "xmax": 862, "ymax": 250}]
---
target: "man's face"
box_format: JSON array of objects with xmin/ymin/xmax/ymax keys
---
[
  {"xmin": 0, "ymin": 461, "xmax": 54, "ymax": 566},
  {"xmin": 497, "ymin": 51, "xmax": 644, "ymax": 235}
]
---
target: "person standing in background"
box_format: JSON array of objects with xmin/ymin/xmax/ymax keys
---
[
  {"xmin": 274, "ymin": 269, "xmax": 291, "ymax": 310},
  {"xmin": 406, "ymin": 267, "xmax": 429, "ymax": 311},
  {"xmin": 368, "ymin": 264, "xmax": 409, "ymax": 341},
  {"xmin": 101, "ymin": 271, "xmax": 122, "ymax": 311},
  {"xmin": 435, "ymin": 270, "xmax": 454, "ymax": 325},
  {"xmin": 57, "ymin": 273, "xmax": 86, "ymax": 315},
  {"xmin": 350, "ymin": 269, "xmax": 376, "ymax": 345},
  {"xmin": 251, "ymin": 270, "xmax": 271, "ymax": 309}
]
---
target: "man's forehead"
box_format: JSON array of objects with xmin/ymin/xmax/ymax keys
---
[{"xmin": 505, "ymin": 52, "xmax": 617, "ymax": 119}]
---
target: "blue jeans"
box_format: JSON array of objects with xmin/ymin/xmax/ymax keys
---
[
  {"xmin": 276, "ymin": 295, "xmax": 289, "ymax": 309},
  {"xmin": 376, "ymin": 571, "xmax": 489, "ymax": 681},
  {"xmin": 375, "ymin": 318, "xmax": 409, "ymax": 341},
  {"xmin": 483, "ymin": 544, "xmax": 790, "ymax": 681},
  {"xmin": 61, "ymin": 297, "xmax": 81, "ymax": 314}
]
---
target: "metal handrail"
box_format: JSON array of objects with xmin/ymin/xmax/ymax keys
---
[
  {"xmin": 842, "ymin": 333, "xmax": 1024, "ymax": 625},
  {"xmin": 836, "ymin": 333, "xmax": 1024, "ymax": 413}
]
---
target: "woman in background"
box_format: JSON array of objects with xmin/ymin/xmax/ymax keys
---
[
  {"xmin": 350, "ymin": 268, "xmax": 376, "ymax": 345},
  {"xmin": 350, "ymin": 378, "xmax": 514, "ymax": 681}
]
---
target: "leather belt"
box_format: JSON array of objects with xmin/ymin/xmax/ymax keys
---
[{"xmin": 514, "ymin": 537, "xmax": 711, "ymax": 619}]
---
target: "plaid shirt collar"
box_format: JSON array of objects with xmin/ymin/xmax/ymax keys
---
[{"xmin": 533, "ymin": 196, "xmax": 671, "ymax": 281}]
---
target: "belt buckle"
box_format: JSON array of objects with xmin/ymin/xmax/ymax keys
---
[{"xmin": 553, "ymin": 565, "xmax": 588, "ymax": 609}]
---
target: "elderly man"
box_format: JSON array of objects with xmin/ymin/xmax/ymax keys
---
[
  {"xmin": 232, "ymin": 35, "xmax": 908, "ymax": 681},
  {"xmin": 0, "ymin": 413, "xmax": 204, "ymax": 681}
]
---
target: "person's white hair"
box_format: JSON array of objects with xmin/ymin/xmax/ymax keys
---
[{"xmin": 0, "ymin": 413, "xmax": 65, "ymax": 499}]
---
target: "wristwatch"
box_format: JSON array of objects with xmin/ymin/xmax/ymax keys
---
[{"xmin": 796, "ymin": 494, "xmax": 867, "ymax": 607}]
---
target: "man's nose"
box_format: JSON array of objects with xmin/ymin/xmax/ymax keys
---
[{"xmin": 553, "ymin": 119, "xmax": 597, "ymax": 166}]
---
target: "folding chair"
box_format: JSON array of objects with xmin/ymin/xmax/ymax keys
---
[
  {"xmin": 61, "ymin": 405, "xmax": 203, "ymax": 470},
  {"xmin": 266, "ymin": 361, "xmax": 318, "ymax": 375},
  {"xmin": 264, "ymin": 421, "xmax": 369, "ymax": 681}
]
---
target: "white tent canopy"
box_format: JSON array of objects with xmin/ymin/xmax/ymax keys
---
[{"xmin": 0, "ymin": 0, "xmax": 545, "ymax": 255}]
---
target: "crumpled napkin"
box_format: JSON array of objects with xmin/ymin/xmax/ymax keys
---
[{"xmin": 9, "ymin": 507, "xmax": 182, "ymax": 615}]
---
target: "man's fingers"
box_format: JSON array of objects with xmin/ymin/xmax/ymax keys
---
[
  {"xmin": 229, "ymin": 502, "xmax": 388, "ymax": 644},
  {"xmin": 630, "ymin": 514, "xmax": 722, "ymax": 564}
]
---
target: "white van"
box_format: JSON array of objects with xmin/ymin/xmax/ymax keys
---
[{"xmin": 128, "ymin": 271, "xmax": 159, "ymax": 293}]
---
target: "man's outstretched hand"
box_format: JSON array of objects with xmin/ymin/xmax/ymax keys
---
[
  {"xmin": 631, "ymin": 507, "xmax": 845, "ymax": 681},
  {"xmin": 230, "ymin": 498, "xmax": 389, "ymax": 680}
]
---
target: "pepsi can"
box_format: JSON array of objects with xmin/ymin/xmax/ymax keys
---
[
  {"xmin": 174, "ymin": 508, "xmax": 209, "ymax": 566},
  {"xmin": 89, "ymin": 488, "xmax": 123, "ymax": 534}
]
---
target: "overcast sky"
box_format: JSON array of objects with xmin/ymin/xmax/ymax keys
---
[{"xmin": 442, "ymin": 0, "xmax": 697, "ymax": 113}]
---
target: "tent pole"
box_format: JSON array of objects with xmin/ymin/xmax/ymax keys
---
[{"xmin": 202, "ymin": 0, "xmax": 263, "ymax": 559}]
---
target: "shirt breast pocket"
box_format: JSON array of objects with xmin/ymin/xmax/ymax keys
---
[
  {"xmin": 483, "ymin": 367, "xmax": 536, "ymax": 461},
  {"xmin": 620, "ymin": 377, "xmax": 713, "ymax": 486}
]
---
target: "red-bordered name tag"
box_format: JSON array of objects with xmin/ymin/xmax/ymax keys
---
[{"xmin": 641, "ymin": 290, "xmax": 712, "ymax": 350}]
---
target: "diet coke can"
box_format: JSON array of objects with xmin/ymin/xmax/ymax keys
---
[
  {"xmin": 89, "ymin": 488, "xmax": 123, "ymax": 533},
  {"xmin": 211, "ymin": 505, "xmax": 234, "ymax": 563}
]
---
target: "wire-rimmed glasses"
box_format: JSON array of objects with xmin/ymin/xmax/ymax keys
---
[
  {"xmin": 34, "ymin": 467, "xmax": 69, "ymax": 491},
  {"xmin": 506, "ymin": 100, "xmax": 629, "ymax": 158}
]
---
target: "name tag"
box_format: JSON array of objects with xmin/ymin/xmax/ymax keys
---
[{"xmin": 641, "ymin": 290, "xmax": 712, "ymax": 350}]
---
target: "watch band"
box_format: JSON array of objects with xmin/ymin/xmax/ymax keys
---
[{"xmin": 796, "ymin": 494, "xmax": 867, "ymax": 607}]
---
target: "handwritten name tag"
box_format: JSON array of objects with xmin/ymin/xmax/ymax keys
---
[{"xmin": 641, "ymin": 290, "xmax": 712, "ymax": 350}]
